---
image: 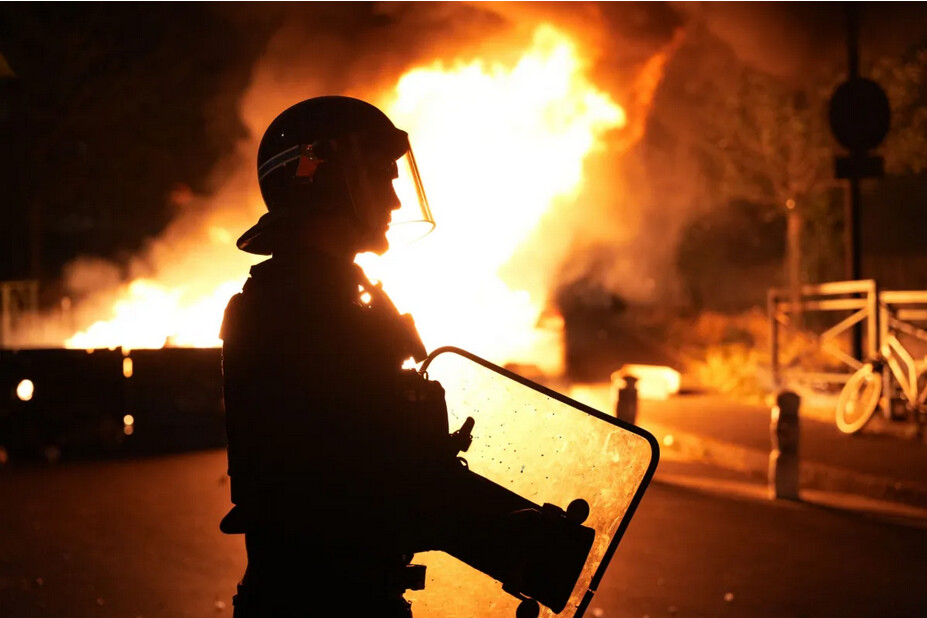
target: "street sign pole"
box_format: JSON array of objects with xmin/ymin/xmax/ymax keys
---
[
  {"xmin": 845, "ymin": 3, "xmax": 864, "ymax": 363},
  {"xmin": 844, "ymin": 3, "xmax": 861, "ymax": 287},
  {"xmin": 830, "ymin": 3, "xmax": 890, "ymax": 363}
]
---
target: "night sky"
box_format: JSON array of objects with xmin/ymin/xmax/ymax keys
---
[
  {"xmin": 0, "ymin": 3, "xmax": 272, "ymax": 285},
  {"xmin": 2, "ymin": 2, "xmax": 927, "ymax": 306}
]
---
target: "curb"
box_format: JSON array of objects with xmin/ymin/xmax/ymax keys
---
[
  {"xmin": 654, "ymin": 470, "xmax": 927, "ymax": 529},
  {"xmin": 642, "ymin": 421, "xmax": 927, "ymax": 510}
]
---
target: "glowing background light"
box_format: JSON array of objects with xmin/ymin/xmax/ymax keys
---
[{"xmin": 16, "ymin": 379, "xmax": 34, "ymax": 402}]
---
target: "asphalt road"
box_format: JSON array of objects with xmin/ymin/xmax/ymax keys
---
[{"xmin": 1, "ymin": 449, "xmax": 926, "ymax": 618}]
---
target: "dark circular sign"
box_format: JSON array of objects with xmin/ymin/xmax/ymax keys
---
[{"xmin": 828, "ymin": 77, "xmax": 891, "ymax": 151}]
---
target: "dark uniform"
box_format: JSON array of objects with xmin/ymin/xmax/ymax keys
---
[
  {"xmin": 217, "ymin": 95, "xmax": 446, "ymax": 617},
  {"xmin": 221, "ymin": 249, "xmax": 450, "ymax": 616}
]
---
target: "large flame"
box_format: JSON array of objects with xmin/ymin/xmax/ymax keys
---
[
  {"xmin": 64, "ymin": 24, "xmax": 626, "ymax": 373},
  {"xmin": 65, "ymin": 277, "xmax": 244, "ymax": 350},
  {"xmin": 360, "ymin": 25, "xmax": 625, "ymax": 373}
]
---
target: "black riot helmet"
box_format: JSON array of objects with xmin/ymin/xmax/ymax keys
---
[{"xmin": 237, "ymin": 95, "xmax": 434, "ymax": 255}]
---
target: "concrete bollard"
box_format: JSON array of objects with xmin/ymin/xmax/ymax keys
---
[
  {"xmin": 769, "ymin": 390, "xmax": 801, "ymax": 501},
  {"xmin": 615, "ymin": 373, "xmax": 639, "ymax": 425}
]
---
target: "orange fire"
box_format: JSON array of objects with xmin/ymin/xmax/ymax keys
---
[
  {"xmin": 65, "ymin": 277, "xmax": 245, "ymax": 350},
  {"xmin": 360, "ymin": 25, "xmax": 625, "ymax": 374},
  {"xmin": 64, "ymin": 24, "xmax": 627, "ymax": 374}
]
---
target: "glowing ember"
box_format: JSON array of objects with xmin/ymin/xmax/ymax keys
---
[{"xmin": 64, "ymin": 24, "xmax": 626, "ymax": 374}]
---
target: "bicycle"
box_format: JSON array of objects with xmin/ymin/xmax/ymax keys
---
[{"xmin": 835, "ymin": 333, "xmax": 927, "ymax": 435}]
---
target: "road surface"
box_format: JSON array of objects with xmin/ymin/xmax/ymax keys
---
[{"xmin": 1, "ymin": 450, "xmax": 925, "ymax": 618}]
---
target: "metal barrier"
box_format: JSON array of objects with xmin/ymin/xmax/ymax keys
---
[
  {"xmin": 877, "ymin": 291, "xmax": 927, "ymax": 406},
  {"xmin": 768, "ymin": 279, "xmax": 927, "ymax": 403}
]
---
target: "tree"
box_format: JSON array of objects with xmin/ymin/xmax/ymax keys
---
[
  {"xmin": 871, "ymin": 48, "xmax": 927, "ymax": 175},
  {"xmin": 697, "ymin": 66, "xmax": 839, "ymax": 324}
]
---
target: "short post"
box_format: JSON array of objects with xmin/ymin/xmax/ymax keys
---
[
  {"xmin": 769, "ymin": 390, "xmax": 801, "ymax": 500},
  {"xmin": 615, "ymin": 373, "xmax": 639, "ymax": 425}
]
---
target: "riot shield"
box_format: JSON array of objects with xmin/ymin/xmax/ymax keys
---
[{"xmin": 406, "ymin": 346, "xmax": 659, "ymax": 618}]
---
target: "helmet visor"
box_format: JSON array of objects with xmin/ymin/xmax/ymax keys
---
[
  {"xmin": 343, "ymin": 131, "xmax": 435, "ymax": 246},
  {"xmin": 390, "ymin": 145, "xmax": 435, "ymax": 244}
]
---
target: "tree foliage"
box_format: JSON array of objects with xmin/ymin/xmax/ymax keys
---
[
  {"xmin": 680, "ymin": 41, "xmax": 927, "ymax": 307},
  {"xmin": 872, "ymin": 48, "xmax": 927, "ymax": 174},
  {"xmin": 701, "ymin": 67, "xmax": 838, "ymax": 212}
]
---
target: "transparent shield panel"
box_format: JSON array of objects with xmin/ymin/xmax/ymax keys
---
[{"xmin": 406, "ymin": 347, "xmax": 659, "ymax": 618}]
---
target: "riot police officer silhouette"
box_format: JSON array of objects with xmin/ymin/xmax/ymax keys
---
[
  {"xmin": 220, "ymin": 96, "xmax": 599, "ymax": 618},
  {"xmin": 220, "ymin": 95, "xmax": 440, "ymax": 617}
]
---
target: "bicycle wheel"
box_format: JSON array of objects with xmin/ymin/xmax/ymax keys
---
[{"xmin": 835, "ymin": 364, "xmax": 882, "ymax": 434}]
